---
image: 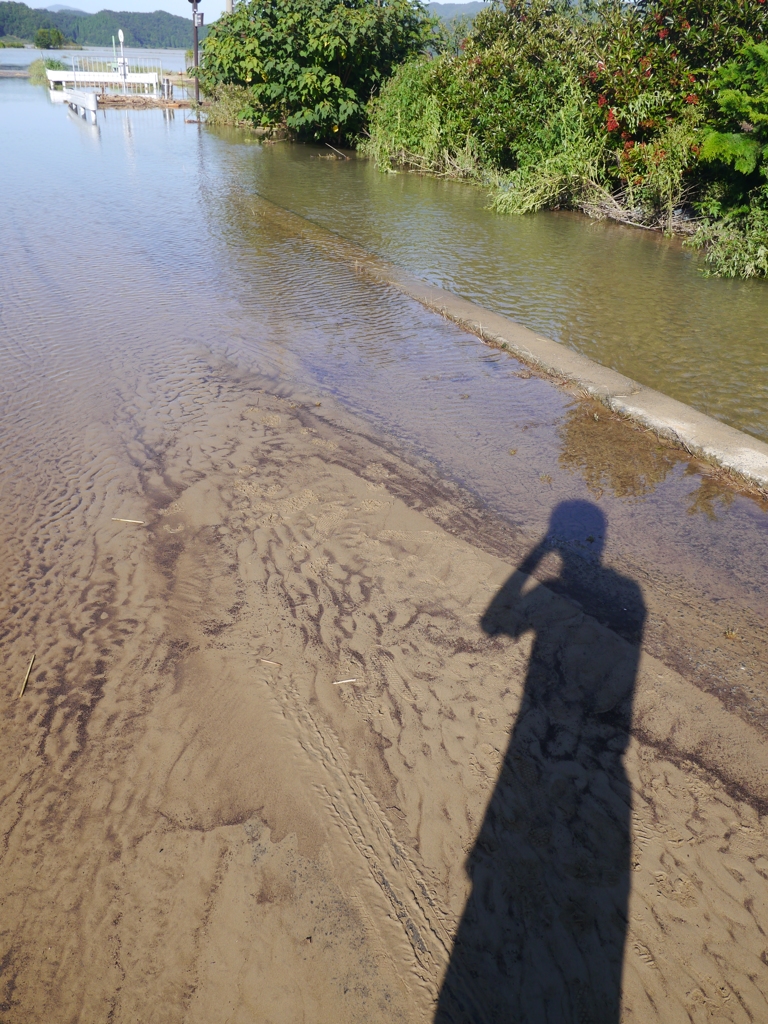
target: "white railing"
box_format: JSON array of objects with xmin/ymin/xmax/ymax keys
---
[
  {"xmin": 46, "ymin": 69, "xmax": 160, "ymax": 92},
  {"xmin": 46, "ymin": 54, "xmax": 163, "ymax": 94},
  {"xmin": 61, "ymin": 88, "xmax": 99, "ymax": 123}
]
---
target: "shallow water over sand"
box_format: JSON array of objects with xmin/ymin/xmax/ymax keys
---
[
  {"xmin": 2, "ymin": 79, "xmax": 767, "ymax": 665},
  {"xmin": 208, "ymin": 128, "xmax": 768, "ymax": 443},
  {"xmin": 2, "ymin": 81, "xmax": 768, "ymax": 1023}
]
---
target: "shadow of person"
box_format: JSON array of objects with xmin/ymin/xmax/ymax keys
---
[{"xmin": 435, "ymin": 500, "xmax": 645, "ymax": 1024}]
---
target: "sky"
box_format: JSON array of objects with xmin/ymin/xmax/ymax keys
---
[
  {"xmin": 37, "ymin": 0, "xmax": 229, "ymax": 19},
  {"xmin": 34, "ymin": 0, "xmax": 480, "ymax": 25}
]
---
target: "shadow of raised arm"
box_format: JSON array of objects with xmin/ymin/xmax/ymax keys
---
[{"xmin": 480, "ymin": 540, "xmax": 548, "ymax": 639}]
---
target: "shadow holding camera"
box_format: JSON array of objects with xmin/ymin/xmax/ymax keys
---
[{"xmin": 435, "ymin": 500, "xmax": 645, "ymax": 1024}]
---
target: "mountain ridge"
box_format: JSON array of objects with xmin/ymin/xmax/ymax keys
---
[{"xmin": 0, "ymin": 0, "xmax": 205, "ymax": 47}]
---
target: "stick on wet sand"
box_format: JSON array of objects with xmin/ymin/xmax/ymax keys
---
[{"xmin": 18, "ymin": 654, "xmax": 35, "ymax": 698}]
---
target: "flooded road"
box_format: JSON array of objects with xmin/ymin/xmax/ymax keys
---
[
  {"xmin": 213, "ymin": 130, "xmax": 768, "ymax": 444},
  {"xmin": 2, "ymin": 80, "xmax": 768, "ymax": 1023}
]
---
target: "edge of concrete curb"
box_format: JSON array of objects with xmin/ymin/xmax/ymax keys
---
[
  {"xmin": 381, "ymin": 268, "xmax": 768, "ymax": 494},
  {"xmin": 252, "ymin": 193, "xmax": 768, "ymax": 494}
]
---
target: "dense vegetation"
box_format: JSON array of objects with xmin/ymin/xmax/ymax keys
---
[
  {"xmin": 28, "ymin": 55, "xmax": 67, "ymax": 83},
  {"xmin": 364, "ymin": 0, "xmax": 768, "ymax": 277},
  {"xmin": 199, "ymin": 0, "xmax": 436, "ymax": 139},
  {"xmin": 34, "ymin": 27, "xmax": 66, "ymax": 48},
  {"xmin": 0, "ymin": 1, "xmax": 205, "ymax": 48}
]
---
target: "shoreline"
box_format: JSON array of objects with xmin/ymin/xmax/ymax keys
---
[
  {"xmin": 244, "ymin": 192, "xmax": 768, "ymax": 494},
  {"xmin": 384, "ymin": 267, "xmax": 768, "ymax": 494}
]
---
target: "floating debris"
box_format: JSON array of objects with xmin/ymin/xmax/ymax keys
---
[
  {"xmin": 111, "ymin": 517, "xmax": 145, "ymax": 524},
  {"xmin": 333, "ymin": 678, "xmax": 357, "ymax": 685}
]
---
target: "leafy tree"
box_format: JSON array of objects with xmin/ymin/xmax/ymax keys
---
[
  {"xmin": 199, "ymin": 0, "xmax": 437, "ymax": 139},
  {"xmin": 701, "ymin": 42, "xmax": 768, "ymax": 180},
  {"xmin": 34, "ymin": 26, "xmax": 65, "ymax": 48}
]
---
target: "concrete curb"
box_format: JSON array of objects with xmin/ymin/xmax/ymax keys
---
[
  {"xmin": 253, "ymin": 194, "xmax": 768, "ymax": 492},
  {"xmin": 377, "ymin": 269, "xmax": 768, "ymax": 494}
]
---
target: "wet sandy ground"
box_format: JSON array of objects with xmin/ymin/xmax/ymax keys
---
[
  {"xmin": 2, "ymin": 360, "xmax": 767, "ymax": 1023},
  {"xmin": 3, "ymin": 90, "xmax": 768, "ymax": 1022}
]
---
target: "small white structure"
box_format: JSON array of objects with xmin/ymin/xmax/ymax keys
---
[
  {"xmin": 60, "ymin": 88, "xmax": 99, "ymax": 124},
  {"xmin": 46, "ymin": 67, "xmax": 161, "ymax": 95}
]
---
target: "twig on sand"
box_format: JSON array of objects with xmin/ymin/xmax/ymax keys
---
[
  {"xmin": 333, "ymin": 678, "xmax": 357, "ymax": 685},
  {"xmin": 111, "ymin": 518, "xmax": 145, "ymax": 524},
  {"xmin": 18, "ymin": 654, "xmax": 35, "ymax": 698},
  {"xmin": 260, "ymin": 659, "xmax": 282, "ymax": 667},
  {"xmin": 325, "ymin": 142, "xmax": 349, "ymax": 160}
]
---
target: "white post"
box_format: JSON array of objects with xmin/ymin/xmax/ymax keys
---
[{"xmin": 118, "ymin": 29, "xmax": 127, "ymax": 95}]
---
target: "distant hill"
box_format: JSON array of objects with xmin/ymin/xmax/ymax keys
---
[
  {"xmin": 427, "ymin": 2, "xmax": 488, "ymax": 22},
  {"xmin": 45, "ymin": 5, "xmax": 87, "ymax": 12},
  {"xmin": 0, "ymin": 1, "xmax": 207, "ymax": 47}
]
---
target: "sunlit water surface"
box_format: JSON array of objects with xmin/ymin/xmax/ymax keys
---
[{"xmin": 1, "ymin": 79, "xmax": 767, "ymax": 695}]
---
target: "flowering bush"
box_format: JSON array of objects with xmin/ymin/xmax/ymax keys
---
[{"xmin": 363, "ymin": 0, "xmax": 768, "ymax": 271}]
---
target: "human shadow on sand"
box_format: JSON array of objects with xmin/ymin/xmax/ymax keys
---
[{"xmin": 435, "ymin": 500, "xmax": 645, "ymax": 1024}]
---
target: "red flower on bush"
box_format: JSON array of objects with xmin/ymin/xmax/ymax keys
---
[
  {"xmin": 606, "ymin": 108, "xmax": 619, "ymax": 132},
  {"xmin": 598, "ymin": 94, "xmax": 607, "ymax": 107},
  {"xmin": 685, "ymin": 93, "xmax": 699, "ymax": 104},
  {"xmin": 659, "ymin": 28, "xmax": 669, "ymax": 39}
]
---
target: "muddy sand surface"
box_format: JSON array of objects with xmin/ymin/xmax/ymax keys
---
[{"xmin": 2, "ymin": 367, "xmax": 768, "ymax": 1024}]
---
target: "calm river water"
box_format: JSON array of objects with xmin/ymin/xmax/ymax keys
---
[{"xmin": 1, "ymin": 79, "xmax": 767, "ymax": 700}]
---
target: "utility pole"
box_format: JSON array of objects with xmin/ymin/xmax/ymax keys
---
[{"xmin": 188, "ymin": 0, "xmax": 203, "ymax": 106}]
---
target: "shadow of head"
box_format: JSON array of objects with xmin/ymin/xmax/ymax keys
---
[
  {"xmin": 481, "ymin": 499, "xmax": 645, "ymax": 645},
  {"xmin": 545, "ymin": 498, "xmax": 607, "ymax": 563}
]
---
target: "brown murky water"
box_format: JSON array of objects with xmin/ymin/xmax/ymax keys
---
[{"xmin": 2, "ymin": 81, "xmax": 768, "ymax": 1022}]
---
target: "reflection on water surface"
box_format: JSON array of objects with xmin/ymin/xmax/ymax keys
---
[
  {"xmin": 208, "ymin": 129, "xmax": 768, "ymax": 444},
  {"xmin": 1, "ymin": 79, "xmax": 767, "ymax": 714}
]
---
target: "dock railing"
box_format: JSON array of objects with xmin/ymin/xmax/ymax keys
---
[{"xmin": 46, "ymin": 55, "xmax": 163, "ymax": 95}]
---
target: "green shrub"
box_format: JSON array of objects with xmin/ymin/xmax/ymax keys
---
[
  {"xmin": 696, "ymin": 41, "xmax": 768, "ymax": 214},
  {"xmin": 34, "ymin": 26, "xmax": 66, "ymax": 48},
  {"xmin": 199, "ymin": 0, "xmax": 436, "ymax": 140},
  {"xmin": 365, "ymin": 0, "xmax": 603, "ymax": 177},
  {"xmin": 491, "ymin": 79, "xmax": 608, "ymax": 214},
  {"xmin": 205, "ymin": 84, "xmax": 259, "ymax": 127},
  {"xmin": 691, "ymin": 192, "xmax": 768, "ymax": 277},
  {"xmin": 361, "ymin": 56, "xmax": 483, "ymax": 174},
  {"xmin": 28, "ymin": 56, "xmax": 68, "ymax": 85}
]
